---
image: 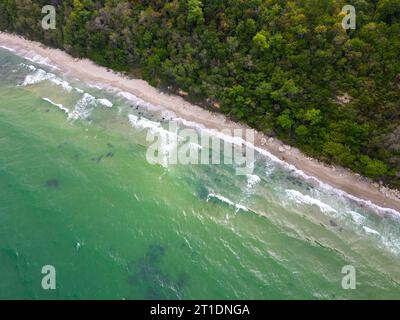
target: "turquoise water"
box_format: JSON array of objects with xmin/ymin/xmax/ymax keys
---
[{"xmin": 0, "ymin": 48, "xmax": 399, "ymax": 299}]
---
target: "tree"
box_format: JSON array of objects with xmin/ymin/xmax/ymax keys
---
[
  {"xmin": 277, "ymin": 110, "xmax": 293, "ymax": 130},
  {"xmin": 360, "ymin": 156, "xmax": 388, "ymax": 178},
  {"xmin": 187, "ymin": 0, "xmax": 204, "ymax": 25}
]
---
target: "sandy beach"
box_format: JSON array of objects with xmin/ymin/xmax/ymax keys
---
[{"xmin": 1, "ymin": 31, "xmax": 399, "ymax": 213}]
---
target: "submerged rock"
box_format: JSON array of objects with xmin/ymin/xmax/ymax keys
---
[{"xmin": 46, "ymin": 179, "xmax": 59, "ymax": 189}]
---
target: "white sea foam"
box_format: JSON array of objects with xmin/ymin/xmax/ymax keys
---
[
  {"xmin": 174, "ymin": 117, "xmax": 206, "ymax": 130},
  {"xmin": 22, "ymin": 68, "xmax": 55, "ymax": 86},
  {"xmin": 20, "ymin": 63, "xmax": 36, "ymax": 71},
  {"xmin": 362, "ymin": 226, "xmax": 381, "ymax": 237},
  {"xmin": 21, "ymin": 67, "xmax": 75, "ymax": 93},
  {"xmin": 23, "ymin": 52, "xmax": 59, "ymax": 69},
  {"xmin": 286, "ymin": 189, "xmax": 337, "ymax": 214},
  {"xmin": 128, "ymin": 114, "xmax": 180, "ymax": 167},
  {"xmin": 348, "ymin": 210, "xmax": 366, "ymax": 225},
  {"xmin": 50, "ymin": 78, "xmax": 73, "ymax": 93},
  {"xmin": 118, "ymin": 91, "xmax": 160, "ymax": 111},
  {"xmin": 1, "ymin": 45, "xmax": 58, "ymax": 69},
  {"xmin": 265, "ymin": 162, "xmax": 275, "ymax": 177},
  {"xmin": 0, "ymin": 45, "xmax": 16, "ymax": 52},
  {"xmin": 128, "ymin": 114, "xmax": 162, "ymax": 132},
  {"xmin": 207, "ymin": 193, "xmax": 249, "ymax": 213},
  {"xmin": 246, "ymin": 174, "xmax": 261, "ymax": 189},
  {"xmin": 97, "ymin": 98, "xmax": 113, "ymax": 108},
  {"xmin": 42, "ymin": 98, "xmax": 69, "ymax": 114},
  {"xmin": 68, "ymin": 93, "xmax": 96, "ymax": 121},
  {"xmin": 87, "ymin": 83, "xmax": 106, "ymax": 90}
]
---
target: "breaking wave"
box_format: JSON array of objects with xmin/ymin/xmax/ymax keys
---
[
  {"xmin": 42, "ymin": 98, "xmax": 69, "ymax": 114},
  {"xmin": 285, "ymin": 189, "xmax": 337, "ymax": 214},
  {"xmin": 207, "ymin": 193, "xmax": 249, "ymax": 213},
  {"xmin": 68, "ymin": 93, "xmax": 96, "ymax": 121}
]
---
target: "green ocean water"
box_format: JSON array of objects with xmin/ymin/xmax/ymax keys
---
[{"xmin": 0, "ymin": 48, "xmax": 399, "ymax": 299}]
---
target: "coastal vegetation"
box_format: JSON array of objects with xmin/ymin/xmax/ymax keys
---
[{"xmin": 1, "ymin": 0, "xmax": 399, "ymax": 187}]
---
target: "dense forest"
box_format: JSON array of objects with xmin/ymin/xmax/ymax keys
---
[{"xmin": 0, "ymin": 0, "xmax": 399, "ymax": 187}]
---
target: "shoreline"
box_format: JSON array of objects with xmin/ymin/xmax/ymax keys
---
[{"xmin": 1, "ymin": 32, "xmax": 399, "ymax": 214}]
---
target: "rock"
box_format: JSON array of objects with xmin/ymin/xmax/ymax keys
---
[
  {"xmin": 278, "ymin": 146, "xmax": 285, "ymax": 153},
  {"xmin": 46, "ymin": 179, "xmax": 59, "ymax": 189},
  {"xmin": 178, "ymin": 89, "xmax": 189, "ymax": 97},
  {"xmin": 212, "ymin": 102, "xmax": 220, "ymax": 109},
  {"xmin": 329, "ymin": 220, "xmax": 338, "ymax": 227}
]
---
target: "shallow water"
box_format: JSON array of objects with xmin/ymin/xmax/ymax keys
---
[{"xmin": 0, "ymin": 48, "xmax": 399, "ymax": 299}]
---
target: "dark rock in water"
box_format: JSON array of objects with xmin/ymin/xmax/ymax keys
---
[
  {"xmin": 92, "ymin": 155, "xmax": 103, "ymax": 163},
  {"xmin": 45, "ymin": 109, "xmax": 50, "ymax": 113},
  {"xmin": 195, "ymin": 183, "xmax": 209, "ymax": 200},
  {"xmin": 329, "ymin": 219, "xmax": 338, "ymax": 227},
  {"xmin": 106, "ymin": 152, "xmax": 114, "ymax": 158},
  {"xmin": 57, "ymin": 143, "xmax": 66, "ymax": 149},
  {"xmin": 46, "ymin": 179, "xmax": 59, "ymax": 189},
  {"xmin": 127, "ymin": 243, "xmax": 187, "ymax": 299},
  {"xmin": 176, "ymin": 273, "xmax": 189, "ymax": 290},
  {"xmin": 146, "ymin": 244, "xmax": 166, "ymax": 265},
  {"xmin": 107, "ymin": 143, "xmax": 113, "ymax": 148}
]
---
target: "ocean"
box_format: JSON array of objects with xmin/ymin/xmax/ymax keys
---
[{"xmin": 0, "ymin": 47, "xmax": 399, "ymax": 299}]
